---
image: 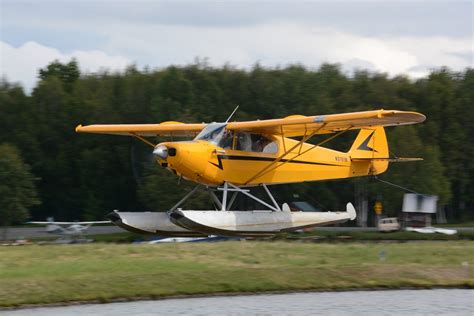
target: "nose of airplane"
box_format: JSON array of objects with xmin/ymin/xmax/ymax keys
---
[{"xmin": 153, "ymin": 145, "xmax": 168, "ymax": 160}]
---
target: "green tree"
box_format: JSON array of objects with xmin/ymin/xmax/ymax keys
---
[
  {"xmin": 1, "ymin": 60, "xmax": 472, "ymax": 223},
  {"xmin": 0, "ymin": 144, "xmax": 40, "ymax": 240},
  {"xmin": 38, "ymin": 59, "xmax": 80, "ymax": 92}
]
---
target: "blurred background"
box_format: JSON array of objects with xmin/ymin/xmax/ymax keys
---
[{"xmin": 0, "ymin": 0, "xmax": 472, "ymax": 226}]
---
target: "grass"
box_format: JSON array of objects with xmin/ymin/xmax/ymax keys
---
[{"xmin": 0, "ymin": 241, "xmax": 473, "ymax": 307}]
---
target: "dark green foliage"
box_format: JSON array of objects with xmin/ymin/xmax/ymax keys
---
[
  {"xmin": 38, "ymin": 59, "xmax": 80, "ymax": 92},
  {"xmin": 0, "ymin": 60, "xmax": 472, "ymax": 222},
  {"xmin": 0, "ymin": 143, "xmax": 40, "ymax": 239}
]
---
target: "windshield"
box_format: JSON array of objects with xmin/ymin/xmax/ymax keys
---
[{"xmin": 194, "ymin": 123, "xmax": 227, "ymax": 145}]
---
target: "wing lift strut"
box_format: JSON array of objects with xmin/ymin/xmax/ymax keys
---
[{"xmin": 244, "ymin": 124, "xmax": 353, "ymax": 185}]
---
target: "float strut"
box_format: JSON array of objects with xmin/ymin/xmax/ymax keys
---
[{"xmin": 168, "ymin": 185, "xmax": 201, "ymax": 212}]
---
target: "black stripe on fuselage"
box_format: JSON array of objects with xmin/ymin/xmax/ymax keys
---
[{"xmin": 209, "ymin": 154, "xmax": 346, "ymax": 170}]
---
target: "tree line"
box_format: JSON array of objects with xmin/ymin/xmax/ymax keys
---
[{"xmin": 0, "ymin": 60, "xmax": 472, "ymax": 224}]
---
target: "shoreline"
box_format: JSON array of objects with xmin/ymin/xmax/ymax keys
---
[{"xmin": 2, "ymin": 285, "xmax": 472, "ymax": 311}]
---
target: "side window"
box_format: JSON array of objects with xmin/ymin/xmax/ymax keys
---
[{"xmin": 236, "ymin": 133, "xmax": 277, "ymax": 153}]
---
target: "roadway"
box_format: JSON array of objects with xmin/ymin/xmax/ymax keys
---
[
  {"xmin": 315, "ymin": 226, "xmax": 474, "ymax": 232},
  {"xmin": 3, "ymin": 226, "xmax": 123, "ymax": 240},
  {"xmin": 3, "ymin": 225, "xmax": 472, "ymax": 240}
]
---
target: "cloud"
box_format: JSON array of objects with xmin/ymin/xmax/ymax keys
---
[
  {"xmin": 101, "ymin": 22, "xmax": 472, "ymax": 78},
  {"xmin": 1, "ymin": 1, "xmax": 471, "ymax": 94},
  {"xmin": 1, "ymin": 21, "xmax": 472, "ymax": 92},
  {"xmin": 0, "ymin": 41, "xmax": 131, "ymax": 92},
  {"xmin": 3, "ymin": 1, "xmax": 472, "ymax": 38}
]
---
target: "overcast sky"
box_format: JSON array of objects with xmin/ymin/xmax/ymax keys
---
[{"xmin": 1, "ymin": 0, "xmax": 472, "ymax": 91}]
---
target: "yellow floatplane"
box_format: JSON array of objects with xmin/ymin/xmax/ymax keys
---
[{"xmin": 76, "ymin": 109, "xmax": 425, "ymax": 236}]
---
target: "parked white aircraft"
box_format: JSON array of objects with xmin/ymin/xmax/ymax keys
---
[{"xmin": 28, "ymin": 217, "xmax": 110, "ymax": 238}]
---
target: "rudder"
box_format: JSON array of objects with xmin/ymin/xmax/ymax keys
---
[{"xmin": 348, "ymin": 127, "xmax": 389, "ymax": 175}]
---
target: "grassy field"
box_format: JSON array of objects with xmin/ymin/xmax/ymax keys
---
[{"xmin": 0, "ymin": 241, "xmax": 473, "ymax": 307}]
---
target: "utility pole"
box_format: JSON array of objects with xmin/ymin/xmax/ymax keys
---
[{"xmin": 355, "ymin": 179, "xmax": 368, "ymax": 227}]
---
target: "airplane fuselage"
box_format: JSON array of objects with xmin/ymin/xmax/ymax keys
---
[{"xmin": 158, "ymin": 129, "xmax": 388, "ymax": 186}]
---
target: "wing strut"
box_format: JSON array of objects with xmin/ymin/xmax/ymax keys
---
[
  {"xmin": 244, "ymin": 124, "xmax": 326, "ymax": 185},
  {"xmin": 244, "ymin": 125, "xmax": 353, "ymax": 185},
  {"xmin": 130, "ymin": 133, "xmax": 156, "ymax": 148}
]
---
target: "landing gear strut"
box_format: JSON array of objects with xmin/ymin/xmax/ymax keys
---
[{"xmin": 167, "ymin": 182, "xmax": 282, "ymax": 213}]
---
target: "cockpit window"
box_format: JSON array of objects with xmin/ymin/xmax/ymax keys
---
[
  {"xmin": 194, "ymin": 123, "xmax": 227, "ymax": 145},
  {"xmin": 218, "ymin": 130, "xmax": 233, "ymax": 149},
  {"xmin": 195, "ymin": 124, "xmax": 277, "ymax": 153},
  {"xmin": 236, "ymin": 133, "xmax": 277, "ymax": 153}
]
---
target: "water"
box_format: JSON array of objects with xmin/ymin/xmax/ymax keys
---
[{"xmin": 4, "ymin": 289, "xmax": 473, "ymax": 316}]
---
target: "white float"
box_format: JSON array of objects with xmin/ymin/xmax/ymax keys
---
[
  {"xmin": 169, "ymin": 203, "xmax": 356, "ymax": 236},
  {"xmin": 109, "ymin": 203, "xmax": 356, "ymax": 237}
]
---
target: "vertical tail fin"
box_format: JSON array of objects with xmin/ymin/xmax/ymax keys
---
[{"xmin": 348, "ymin": 127, "xmax": 389, "ymax": 175}]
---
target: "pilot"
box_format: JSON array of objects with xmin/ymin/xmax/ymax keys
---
[
  {"xmin": 237, "ymin": 133, "xmax": 252, "ymax": 151},
  {"xmin": 263, "ymin": 142, "xmax": 277, "ymax": 153},
  {"xmin": 220, "ymin": 130, "xmax": 233, "ymax": 149}
]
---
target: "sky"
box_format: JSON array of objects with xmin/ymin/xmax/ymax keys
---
[{"xmin": 1, "ymin": 0, "xmax": 473, "ymax": 91}]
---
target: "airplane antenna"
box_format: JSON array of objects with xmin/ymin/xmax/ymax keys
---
[{"xmin": 225, "ymin": 105, "xmax": 239, "ymax": 123}]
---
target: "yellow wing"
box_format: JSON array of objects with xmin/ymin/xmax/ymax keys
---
[
  {"xmin": 75, "ymin": 121, "xmax": 206, "ymax": 137},
  {"xmin": 226, "ymin": 109, "xmax": 425, "ymax": 137},
  {"xmin": 76, "ymin": 109, "xmax": 425, "ymax": 138}
]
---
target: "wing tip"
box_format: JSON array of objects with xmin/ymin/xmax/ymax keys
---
[{"xmin": 382, "ymin": 109, "xmax": 426, "ymax": 124}]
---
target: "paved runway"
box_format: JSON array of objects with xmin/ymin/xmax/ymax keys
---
[
  {"xmin": 3, "ymin": 225, "xmax": 472, "ymax": 240},
  {"xmin": 315, "ymin": 226, "xmax": 474, "ymax": 232},
  {"xmin": 3, "ymin": 226, "xmax": 123, "ymax": 239}
]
